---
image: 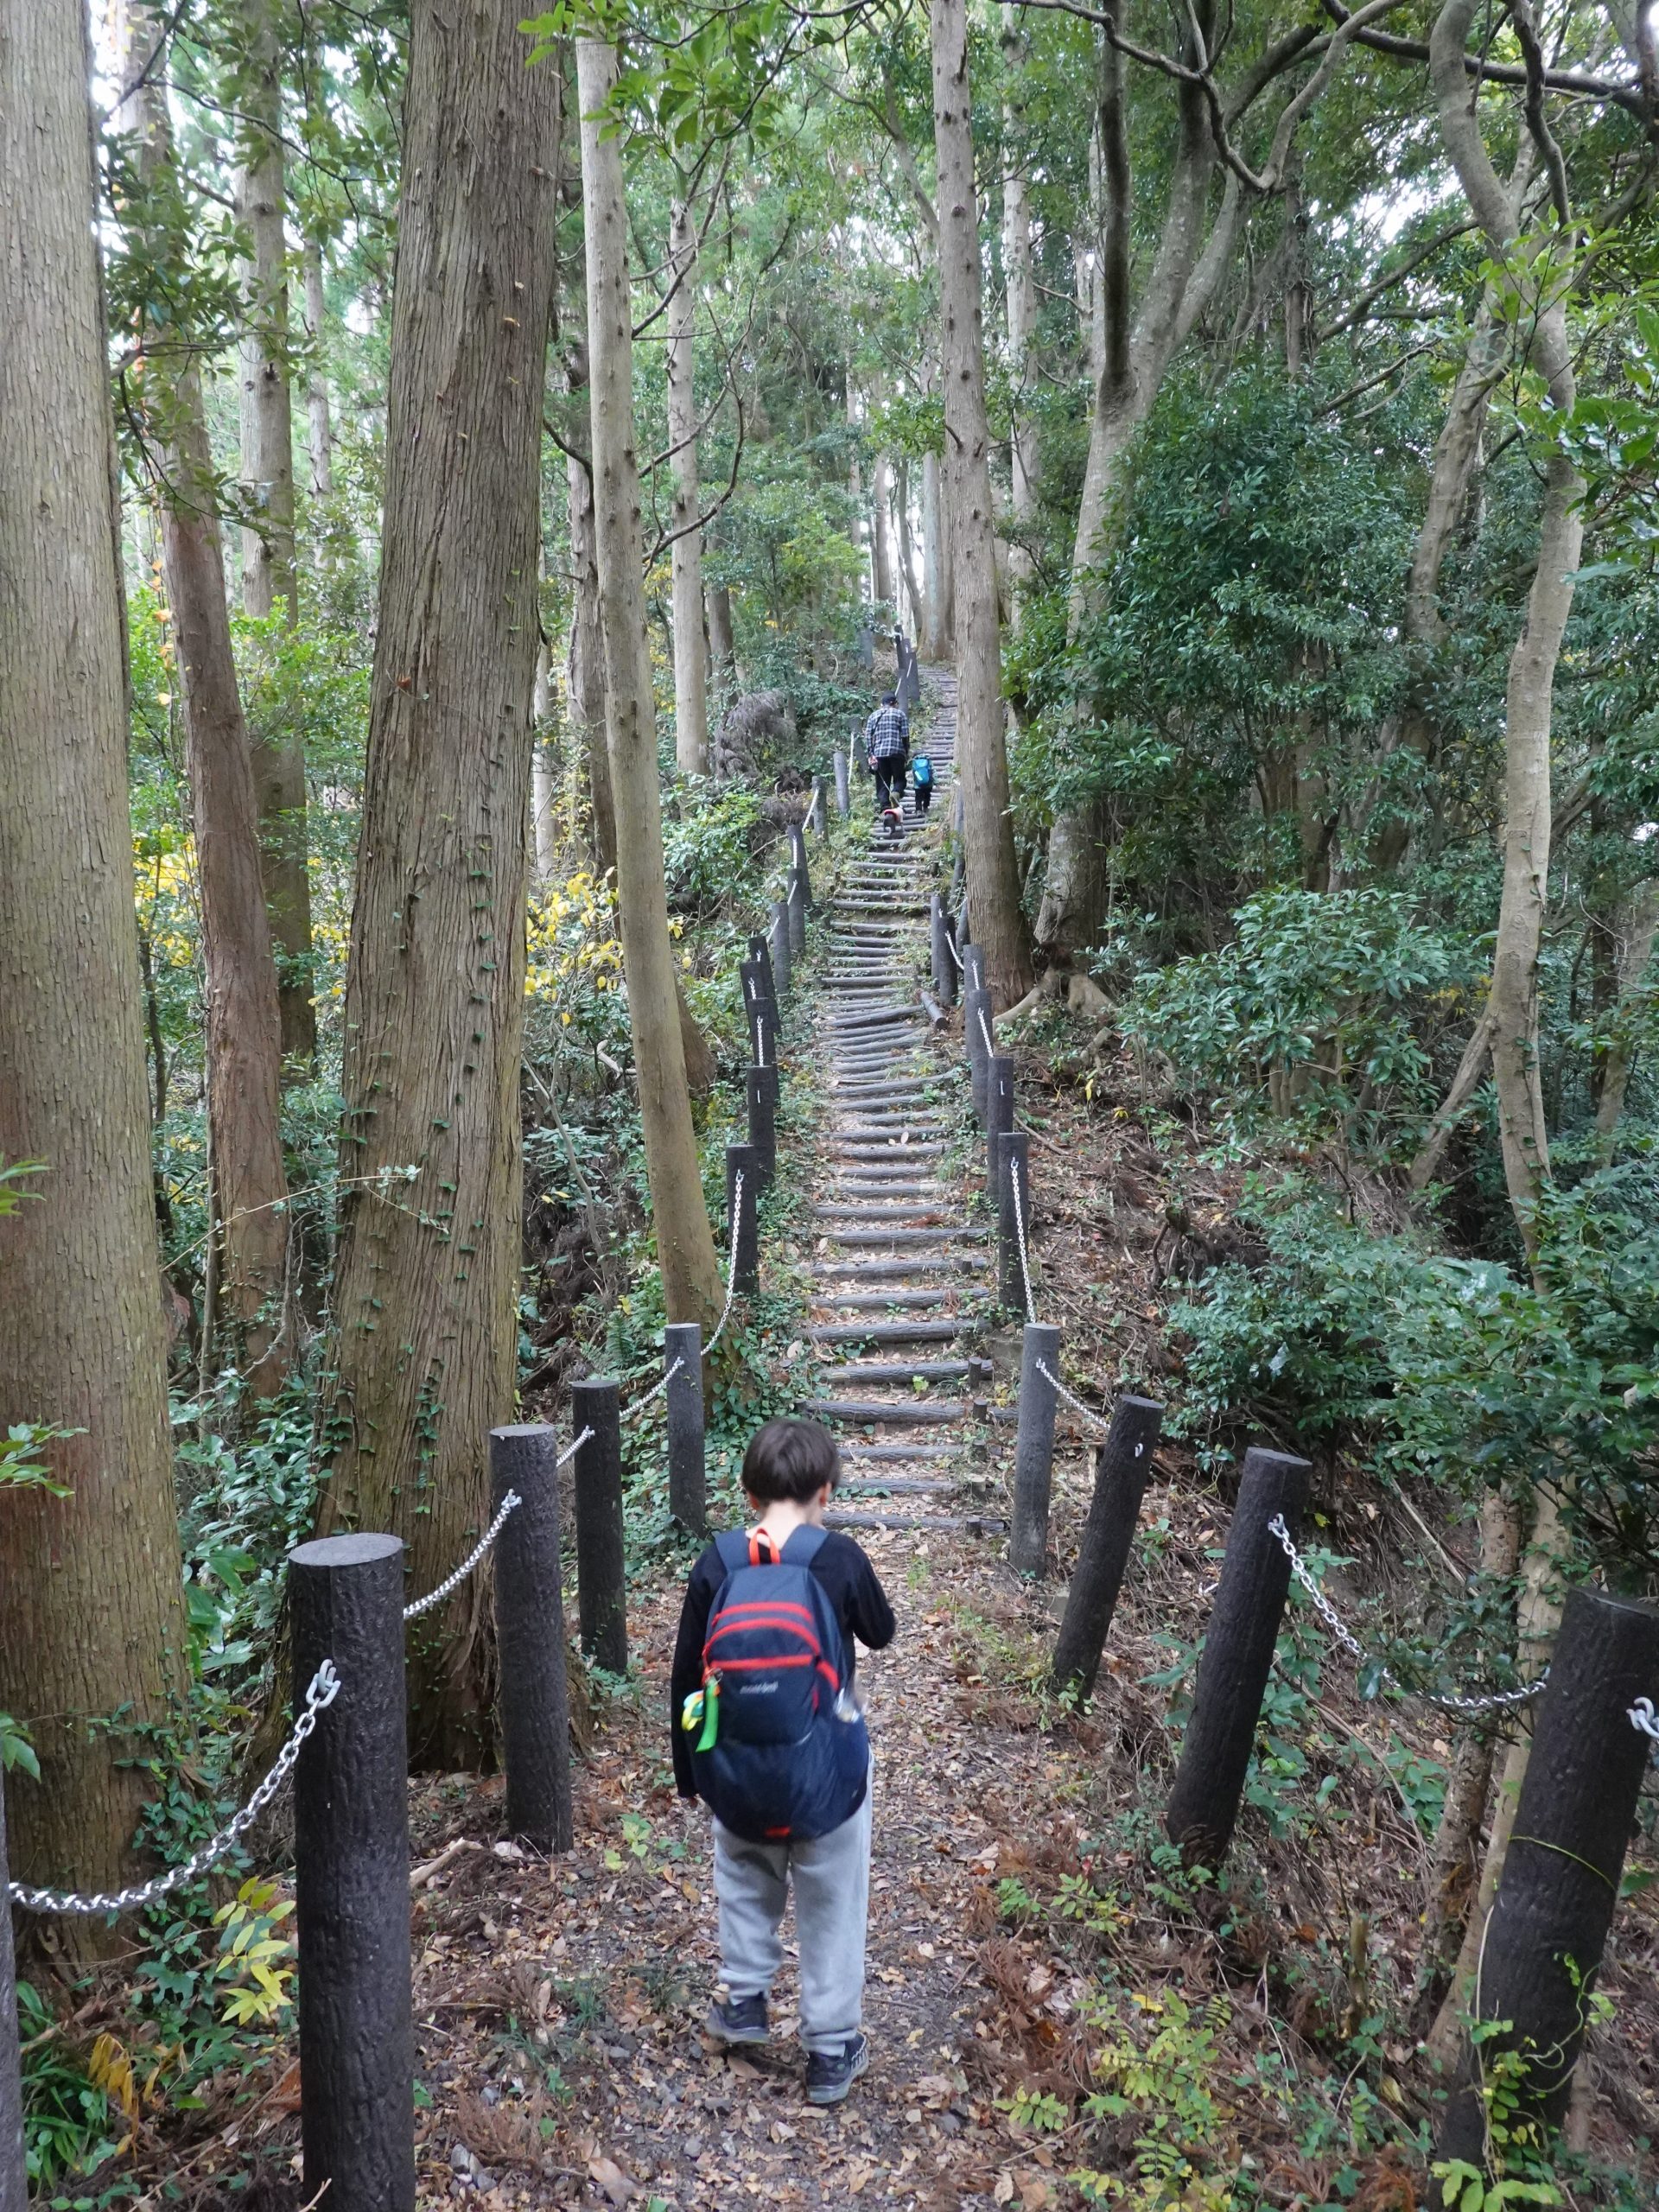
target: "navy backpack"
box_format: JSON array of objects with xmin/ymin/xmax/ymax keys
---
[{"xmin": 683, "ymin": 1526, "xmax": 870, "ymax": 1844}]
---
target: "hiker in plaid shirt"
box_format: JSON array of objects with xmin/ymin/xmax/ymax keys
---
[{"xmin": 862, "ymin": 694, "xmax": 909, "ymax": 822}]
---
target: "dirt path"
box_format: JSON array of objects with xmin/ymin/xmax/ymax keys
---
[{"xmin": 408, "ymin": 678, "xmax": 1079, "ymax": 2210}]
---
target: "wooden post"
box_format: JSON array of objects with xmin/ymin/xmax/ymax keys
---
[
  {"xmin": 834, "ymin": 748, "xmax": 850, "ymax": 816},
  {"xmin": 768, "ymin": 899, "xmax": 791, "ymax": 997},
  {"xmin": 747, "ymin": 931, "xmax": 778, "ymax": 1020},
  {"xmin": 813, "ymin": 775, "xmax": 831, "ymax": 838},
  {"xmin": 569, "ymin": 1378, "xmax": 627, "ymax": 1675},
  {"xmin": 1050, "ymin": 1397, "xmax": 1166, "ymax": 1702},
  {"xmin": 1009, "ymin": 1322, "xmax": 1061, "ymax": 1576},
  {"xmin": 741, "ymin": 959, "xmax": 770, "ymax": 1062},
  {"xmin": 1437, "ymin": 1588, "xmax": 1659, "ymax": 2168},
  {"xmin": 0, "ymin": 1761, "xmax": 25, "ymax": 2212},
  {"xmin": 786, "ymin": 876, "xmax": 806, "ymax": 957},
  {"xmin": 790, "ymin": 823, "xmax": 813, "ymax": 908},
  {"xmin": 726, "ymin": 1141, "xmax": 759, "ymax": 1295},
  {"xmin": 931, "ymin": 893, "xmax": 957, "ymax": 1007},
  {"xmin": 747, "ymin": 1065, "xmax": 776, "ymax": 1191},
  {"xmin": 490, "ymin": 1425, "xmax": 574, "ymax": 1853},
  {"xmin": 964, "ymin": 982, "xmax": 992, "ymax": 1127},
  {"xmin": 289, "ymin": 1532, "xmax": 415, "ymax": 2211},
  {"xmin": 1164, "ymin": 1446, "xmax": 1313, "ymax": 1866},
  {"xmin": 665, "ymin": 1322, "xmax": 707, "ymax": 1534},
  {"xmin": 998, "ymin": 1130, "xmax": 1032, "ymax": 1316},
  {"xmin": 987, "ymin": 1053, "xmax": 1014, "ymax": 1189}
]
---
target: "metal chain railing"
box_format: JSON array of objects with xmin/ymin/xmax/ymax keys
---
[
  {"xmin": 1008, "ymin": 1161, "xmax": 1038, "ymax": 1326},
  {"xmin": 1268, "ymin": 1513, "xmax": 1549, "ymax": 1714},
  {"xmin": 978, "ymin": 1006, "xmax": 995, "ymax": 1060},
  {"xmin": 1036, "ymin": 1357, "xmax": 1113, "ymax": 1437},
  {"xmin": 704, "ymin": 1171, "xmax": 745, "ymax": 1356},
  {"xmin": 403, "ymin": 1427, "xmax": 591, "ymax": 1620},
  {"xmin": 7, "ymin": 1661, "xmax": 342, "ymax": 1915},
  {"xmin": 621, "ymin": 1357, "xmax": 684, "ymax": 1424}
]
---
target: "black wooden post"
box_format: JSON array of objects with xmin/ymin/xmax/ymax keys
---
[
  {"xmin": 665, "ymin": 1322, "xmax": 707, "ymax": 1534},
  {"xmin": 1051, "ymin": 1396, "xmax": 1166, "ymax": 1702},
  {"xmin": 834, "ymin": 748, "xmax": 850, "ymax": 816},
  {"xmin": 786, "ymin": 876, "xmax": 806, "ymax": 957},
  {"xmin": 813, "ymin": 776, "xmax": 831, "ymax": 838},
  {"xmin": 965, "ymin": 984, "xmax": 992, "ymax": 1126},
  {"xmin": 956, "ymin": 889, "xmax": 969, "ymax": 948},
  {"xmin": 569, "ymin": 1379, "xmax": 627, "ymax": 1675},
  {"xmin": 726, "ymin": 1141, "xmax": 759, "ymax": 1295},
  {"xmin": 790, "ymin": 823, "xmax": 813, "ymax": 908},
  {"xmin": 741, "ymin": 960, "xmax": 770, "ymax": 1062},
  {"xmin": 987, "ymin": 1054, "xmax": 1014, "ymax": 1189},
  {"xmin": 289, "ymin": 1531, "xmax": 415, "ymax": 2212},
  {"xmin": 747, "ymin": 1065, "xmax": 776, "ymax": 1191},
  {"xmin": 998, "ymin": 1130, "xmax": 1032, "ymax": 1315},
  {"xmin": 1010, "ymin": 1323, "xmax": 1061, "ymax": 1576},
  {"xmin": 1164, "ymin": 1446, "xmax": 1313, "ymax": 1866},
  {"xmin": 1437, "ymin": 1588, "xmax": 1659, "ymax": 2168},
  {"xmin": 931, "ymin": 893, "xmax": 958, "ymax": 1007},
  {"xmin": 769, "ymin": 899, "xmax": 791, "ymax": 997},
  {"xmin": 0, "ymin": 1762, "xmax": 25, "ymax": 2212},
  {"xmin": 490, "ymin": 1425, "xmax": 574, "ymax": 1853},
  {"xmin": 747, "ymin": 932, "xmax": 778, "ymax": 1020}
]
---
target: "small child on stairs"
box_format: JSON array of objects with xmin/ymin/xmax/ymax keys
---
[{"xmin": 670, "ymin": 1419, "xmax": 896, "ymax": 2103}]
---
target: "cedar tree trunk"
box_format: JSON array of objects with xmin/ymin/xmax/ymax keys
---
[
  {"xmin": 317, "ymin": 0, "xmax": 559, "ymax": 1765},
  {"xmin": 576, "ymin": 35, "xmax": 722, "ymax": 1321},
  {"xmin": 0, "ymin": 0, "xmax": 188, "ymax": 1908},
  {"xmin": 931, "ymin": 0, "xmax": 1033, "ymax": 1007}
]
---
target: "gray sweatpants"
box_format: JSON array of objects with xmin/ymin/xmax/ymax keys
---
[{"xmin": 712, "ymin": 1776, "xmax": 873, "ymax": 2053}]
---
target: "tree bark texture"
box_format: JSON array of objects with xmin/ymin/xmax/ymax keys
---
[
  {"xmin": 667, "ymin": 198, "xmax": 709, "ymax": 773},
  {"xmin": 576, "ymin": 36, "xmax": 722, "ymax": 1325},
  {"xmin": 124, "ymin": 11, "xmax": 293, "ymax": 1399},
  {"xmin": 707, "ymin": 582, "xmax": 737, "ymax": 690},
  {"xmin": 563, "ymin": 362, "xmax": 620, "ymax": 878},
  {"xmin": 931, "ymin": 0, "xmax": 1034, "ymax": 1008},
  {"xmin": 1000, "ymin": 25, "xmax": 1039, "ymax": 608},
  {"xmin": 1432, "ymin": 0, "xmax": 1582, "ymax": 1259},
  {"xmin": 920, "ymin": 447, "xmax": 952, "ymax": 659},
  {"xmin": 235, "ymin": 0, "xmax": 315, "ymax": 1070},
  {"xmin": 317, "ymin": 0, "xmax": 559, "ymax": 1766},
  {"xmin": 302, "ymin": 235, "xmax": 334, "ymax": 499},
  {"xmin": 0, "ymin": 0, "xmax": 188, "ymax": 1903}
]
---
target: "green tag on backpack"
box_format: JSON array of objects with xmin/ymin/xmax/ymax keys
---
[{"xmin": 696, "ymin": 1676, "xmax": 720, "ymax": 1750}]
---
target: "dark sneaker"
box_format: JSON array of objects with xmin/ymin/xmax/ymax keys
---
[
  {"xmin": 707, "ymin": 1990, "xmax": 770, "ymax": 2044},
  {"xmin": 804, "ymin": 2033, "xmax": 869, "ymax": 2105}
]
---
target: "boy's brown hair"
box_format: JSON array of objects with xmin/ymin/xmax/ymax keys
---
[{"xmin": 742, "ymin": 1418, "xmax": 840, "ymax": 1504}]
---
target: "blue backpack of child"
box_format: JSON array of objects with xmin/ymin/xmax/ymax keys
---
[
  {"xmin": 683, "ymin": 1527, "xmax": 870, "ymax": 1844},
  {"xmin": 912, "ymin": 753, "xmax": 933, "ymax": 790}
]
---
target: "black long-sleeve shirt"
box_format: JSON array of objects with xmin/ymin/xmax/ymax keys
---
[{"xmin": 669, "ymin": 1530, "xmax": 897, "ymax": 1798}]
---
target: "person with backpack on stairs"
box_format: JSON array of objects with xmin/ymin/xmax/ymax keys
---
[{"xmin": 670, "ymin": 1419, "xmax": 896, "ymax": 2104}]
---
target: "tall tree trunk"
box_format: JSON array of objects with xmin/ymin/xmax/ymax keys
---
[
  {"xmin": 707, "ymin": 582, "xmax": 737, "ymax": 693},
  {"xmin": 894, "ymin": 456, "xmax": 926, "ymax": 638},
  {"xmin": 576, "ymin": 35, "xmax": 722, "ymax": 1322},
  {"xmin": 0, "ymin": 0, "xmax": 188, "ymax": 1908},
  {"xmin": 124, "ymin": 2, "xmax": 291, "ymax": 1401},
  {"xmin": 316, "ymin": 0, "xmax": 559, "ymax": 1766},
  {"xmin": 236, "ymin": 0, "xmax": 316, "ymax": 1070},
  {"xmin": 564, "ymin": 321, "xmax": 620, "ymax": 876},
  {"xmin": 1593, "ymin": 882, "xmax": 1659, "ymax": 1156},
  {"xmin": 160, "ymin": 381, "xmax": 294, "ymax": 1399},
  {"xmin": 1432, "ymin": 0, "xmax": 1581, "ymax": 1260},
  {"xmin": 920, "ymin": 447, "xmax": 950, "ymax": 658},
  {"xmin": 871, "ymin": 454, "xmax": 895, "ymax": 611},
  {"xmin": 1001, "ymin": 22, "xmax": 1039, "ymax": 613},
  {"xmin": 302, "ymin": 234, "xmax": 334, "ymax": 499},
  {"xmin": 931, "ymin": 0, "xmax": 1033, "ymax": 1007},
  {"xmin": 666, "ymin": 196, "xmax": 709, "ymax": 774},
  {"xmin": 531, "ymin": 640, "xmax": 559, "ymax": 885}
]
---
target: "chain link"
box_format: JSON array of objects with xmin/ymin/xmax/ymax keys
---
[
  {"xmin": 621, "ymin": 1356, "xmax": 685, "ymax": 1423},
  {"xmin": 705, "ymin": 1172, "xmax": 746, "ymax": 1355},
  {"xmin": 1007, "ymin": 1160, "xmax": 1038, "ymax": 1326},
  {"xmin": 1268, "ymin": 1514, "xmax": 1548, "ymax": 1714},
  {"xmin": 402, "ymin": 1427, "xmax": 590, "ymax": 1622},
  {"xmin": 1035, "ymin": 1357, "xmax": 1112, "ymax": 1436},
  {"xmin": 1631, "ymin": 1697, "xmax": 1659, "ymax": 1745},
  {"xmin": 8, "ymin": 1662, "xmax": 342, "ymax": 1916}
]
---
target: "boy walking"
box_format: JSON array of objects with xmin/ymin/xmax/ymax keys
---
[
  {"xmin": 911, "ymin": 749, "xmax": 934, "ymax": 818},
  {"xmin": 671, "ymin": 1420, "xmax": 896, "ymax": 2103}
]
